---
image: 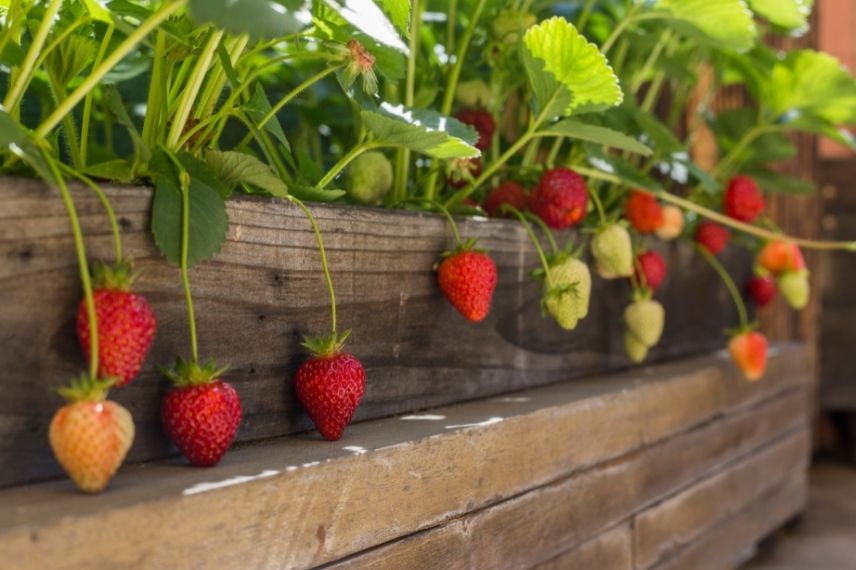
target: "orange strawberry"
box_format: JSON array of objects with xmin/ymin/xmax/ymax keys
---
[
  {"xmin": 757, "ymin": 240, "xmax": 805, "ymax": 275},
  {"xmin": 728, "ymin": 330, "xmax": 768, "ymax": 382},
  {"xmin": 49, "ymin": 376, "xmax": 134, "ymax": 493}
]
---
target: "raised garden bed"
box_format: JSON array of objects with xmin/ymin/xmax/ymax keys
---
[{"xmin": 0, "ymin": 176, "xmax": 752, "ymax": 488}]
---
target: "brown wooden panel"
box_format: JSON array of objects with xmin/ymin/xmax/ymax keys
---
[
  {"xmin": 0, "ymin": 349, "xmax": 808, "ymax": 570},
  {"xmin": 533, "ymin": 524, "xmax": 633, "ymax": 570},
  {"xmin": 634, "ymin": 431, "xmax": 808, "ymax": 568},
  {"xmin": 0, "ymin": 177, "xmax": 754, "ymax": 487},
  {"xmin": 650, "ymin": 473, "xmax": 807, "ymax": 570}
]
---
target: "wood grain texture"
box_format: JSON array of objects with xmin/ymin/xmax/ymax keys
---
[
  {"xmin": 0, "ymin": 348, "xmax": 809, "ymax": 570},
  {"xmin": 0, "ymin": 176, "xmax": 754, "ymax": 487}
]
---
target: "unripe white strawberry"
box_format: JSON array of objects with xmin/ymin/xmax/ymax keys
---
[
  {"xmin": 624, "ymin": 298, "xmax": 665, "ymax": 348},
  {"xmin": 591, "ymin": 223, "xmax": 633, "ymax": 279},
  {"xmin": 777, "ymin": 269, "xmax": 810, "ymax": 309},
  {"xmin": 542, "ymin": 256, "xmax": 591, "ymax": 330},
  {"xmin": 624, "ymin": 331, "xmax": 649, "ymax": 363}
]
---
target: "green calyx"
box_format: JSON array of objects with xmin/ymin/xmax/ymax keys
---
[
  {"xmin": 441, "ymin": 237, "xmax": 485, "ymax": 258},
  {"xmin": 725, "ymin": 322, "xmax": 759, "ymax": 338},
  {"xmin": 91, "ymin": 259, "xmax": 138, "ymax": 291},
  {"xmin": 162, "ymin": 357, "xmax": 229, "ymax": 388},
  {"xmin": 57, "ymin": 374, "xmax": 116, "ymax": 403},
  {"xmin": 301, "ymin": 330, "xmax": 351, "ymax": 358},
  {"xmin": 631, "ymin": 287, "xmax": 653, "ymax": 302}
]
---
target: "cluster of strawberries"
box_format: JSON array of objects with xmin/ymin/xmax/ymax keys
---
[
  {"xmin": 53, "ymin": 260, "xmax": 366, "ymax": 493},
  {"xmin": 436, "ymin": 162, "xmax": 809, "ymax": 385}
]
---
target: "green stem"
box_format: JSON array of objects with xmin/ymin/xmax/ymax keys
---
[
  {"xmin": 444, "ymin": 130, "xmax": 535, "ymax": 207},
  {"xmin": 35, "ymin": 0, "xmax": 187, "ymax": 140},
  {"xmin": 3, "ymin": 0, "xmax": 63, "ymax": 113},
  {"xmin": 630, "ymin": 30, "xmax": 672, "ymax": 93},
  {"xmin": 393, "ymin": 0, "xmax": 423, "ymax": 203},
  {"xmin": 161, "ymin": 148, "xmax": 199, "ymax": 362},
  {"xmin": 588, "ymin": 185, "xmax": 607, "ymax": 225},
  {"xmin": 141, "ymin": 30, "xmax": 168, "ymax": 150},
  {"xmin": 524, "ymin": 212, "xmax": 559, "ymax": 254},
  {"xmin": 80, "ymin": 24, "xmax": 115, "ymax": 168},
  {"xmin": 47, "ymin": 156, "xmax": 100, "ymax": 379},
  {"xmin": 657, "ymin": 189, "xmax": 856, "ymax": 251},
  {"xmin": 694, "ymin": 242, "xmax": 749, "ymax": 329},
  {"xmin": 503, "ymin": 205, "xmax": 554, "ymax": 287},
  {"xmin": 710, "ymin": 123, "xmax": 773, "ymax": 179},
  {"xmin": 316, "ymin": 140, "xmax": 378, "ymax": 190},
  {"xmin": 287, "ymin": 197, "xmax": 338, "ymax": 336},
  {"xmin": 58, "ymin": 163, "xmax": 123, "ymax": 262},
  {"xmin": 440, "ymin": 0, "xmax": 487, "ymax": 115},
  {"xmin": 576, "ymin": 0, "xmax": 596, "ymax": 29},
  {"xmin": 166, "ymin": 29, "xmax": 225, "ymax": 149},
  {"xmin": 447, "ymin": 0, "xmax": 458, "ymax": 55},
  {"xmin": 235, "ymin": 65, "xmax": 340, "ymax": 149},
  {"xmin": 546, "ymin": 137, "xmax": 564, "ymax": 167},
  {"xmin": 398, "ymin": 198, "xmax": 463, "ymax": 245}
]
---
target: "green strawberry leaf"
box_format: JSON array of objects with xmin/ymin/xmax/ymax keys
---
[
  {"xmin": 361, "ymin": 103, "xmax": 480, "ymax": 159},
  {"xmin": 44, "ymin": 35, "xmax": 98, "ymax": 86},
  {"xmin": 205, "ymin": 150, "xmax": 289, "ymax": 197},
  {"xmin": 652, "ymin": 0, "xmax": 757, "ymax": 51},
  {"xmin": 763, "ymin": 50, "xmax": 856, "ymax": 124},
  {"xmin": 188, "ymin": 0, "xmax": 304, "ymax": 39},
  {"xmin": 541, "ymin": 118, "xmax": 652, "ymax": 156},
  {"xmin": 150, "ymin": 151, "xmax": 230, "ymax": 266},
  {"xmin": 747, "ymin": 0, "xmax": 811, "ymax": 30},
  {"xmin": 0, "ymin": 109, "xmax": 54, "ymax": 183},
  {"xmin": 521, "ymin": 17, "xmax": 623, "ymax": 120},
  {"xmin": 321, "ymin": 0, "xmax": 408, "ymax": 52},
  {"xmin": 82, "ymin": 0, "xmax": 113, "ymax": 22},
  {"xmin": 244, "ymin": 84, "xmax": 291, "ymax": 152},
  {"xmin": 585, "ymin": 150, "xmax": 662, "ymax": 192},
  {"xmin": 377, "ymin": 0, "xmax": 410, "ymax": 36}
]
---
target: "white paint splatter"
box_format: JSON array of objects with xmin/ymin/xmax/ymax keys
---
[
  {"xmin": 445, "ymin": 417, "xmax": 504, "ymax": 429},
  {"xmin": 401, "ymin": 414, "xmax": 446, "ymax": 421},
  {"xmin": 343, "ymin": 446, "xmax": 368, "ymax": 455},
  {"xmin": 285, "ymin": 466, "xmax": 298, "ymax": 472},
  {"xmin": 301, "ymin": 461, "xmax": 320, "ymax": 468},
  {"xmin": 182, "ymin": 469, "xmax": 279, "ymax": 496},
  {"xmin": 494, "ymin": 397, "xmax": 531, "ymax": 403}
]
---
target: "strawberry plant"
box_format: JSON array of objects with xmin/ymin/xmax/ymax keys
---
[{"xmin": 2, "ymin": 0, "xmax": 856, "ymax": 487}]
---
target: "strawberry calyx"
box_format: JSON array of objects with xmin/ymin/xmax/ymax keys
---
[
  {"xmin": 163, "ymin": 357, "xmax": 229, "ymax": 388},
  {"xmin": 440, "ymin": 237, "xmax": 486, "ymax": 258},
  {"xmin": 631, "ymin": 287, "xmax": 653, "ymax": 303},
  {"xmin": 302, "ymin": 330, "xmax": 352, "ymax": 358},
  {"xmin": 91, "ymin": 260, "xmax": 139, "ymax": 291},
  {"xmin": 725, "ymin": 322, "xmax": 759, "ymax": 338},
  {"xmin": 57, "ymin": 374, "xmax": 116, "ymax": 403}
]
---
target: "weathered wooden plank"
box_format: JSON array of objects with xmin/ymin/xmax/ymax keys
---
[
  {"xmin": 634, "ymin": 430, "xmax": 808, "ymax": 569},
  {"xmin": 533, "ymin": 524, "xmax": 633, "ymax": 570},
  {"xmin": 650, "ymin": 473, "xmax": 807, "ymax": 570},
  {"xmin": 0, "ymin": 177, "xmax": 755, "ymax": 487},
  {"xmin": 0, "ymin": 349, "xmax": 808, "ymax": 570}
]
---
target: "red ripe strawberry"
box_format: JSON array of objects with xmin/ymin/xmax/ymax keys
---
[
  {"xmin": 49, "ymin": 376, "xmax": 134, "ymax": 493},
  {"xmin": 757, "ymin": 240, "xmax": 805, "ymax": 275},
  {"xmin": 162, "ymin": 359, "xmax": 242, "ymax": 466},
  {"xmin": 728, "ymin": 330, "xmax": 768, "ymax": 382},
  {"xmin": 530, "ymin": 168, "xmax": 588, "ymax": 229},
  {"xmin": 295, "ymin": 333, "xmax": 366, "ymax": 441},
  {"xmin": 455, "ymin": 108, "xmax": 496, "ymax": 150},
  {"xmin": 446, "ymin": 157, "xmax": 483, "ymax": 189},
  {"xmin": 624, "ymin": 190, "xmax": 664, "ymax": 233},
  {"xmin": 746, "ymin": 275, "xmax": 777, "ymax": 308},
  {"xmin": 634, "ymin": 251, "xmax": 667, "ymax": 291},
  {"xmin": 76, "ymin": 261, "xmax": 156, "ymax": 387},
  {"xmin": 694, "ymin": 221, "xmax": 731, "ymax": 255},
  {"xmin": 484, "ymin": 181, "xmax": 528, "ymax": 217},
  {"xmin": 724, "ymin": 175, "xmax": 765, "ymax": 222},
  {"xmin": 437, "ymin": 244, "xmax": 498, "ymax": 322}
]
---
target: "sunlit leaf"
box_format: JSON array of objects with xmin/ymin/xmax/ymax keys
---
[
  {"xmin": 747, "ymin": 0, "xmax": 810, "ymax": 30},
  {"xmin": 653, "ymin": 0, "xmax": 757, "ymax": 51},
  {"xmin": 189, "ymin": 0, "xmax": 303, "ymax": 39},
  {"xmin": 361, "ymin": 103, "xmax": 480, "ymax": 159},
  {"xmin": 205, "ymin": 150, "xmax": 289, "ymax": 197}
]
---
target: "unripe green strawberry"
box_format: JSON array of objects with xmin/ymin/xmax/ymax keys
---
[
  {"xmin": 542, "ymin": 256, "xmax": 591, "ymax": 330},
  {"xmin": 492, "ymin": 10, "xmax": 536, "ymax": 44},
  {"xmin": 624, "ymin": 331, "xmax": 649, "ymax": 364},
  {"xmin": 346, "ymin": 151, "xmax": 393, "ymax": 205},
  {"xmin": 625, "ymin": 299, "xmax": 665, "ymax": 348},
  {"xmin": 591, "ymin": 223, "xmax": 633, "ymax": 279},
  {"xmin": 455, "ymin": 79, "xmax": 492, "ymax": 108},
  {"xmin": 777, "ymin": 269, "xmax": 810, "ymax": 309}
]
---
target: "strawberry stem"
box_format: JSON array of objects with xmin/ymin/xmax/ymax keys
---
[
  {"xmin": 161, "ymin": 148, "xmax": 199, "ymax": 363},
  {"xmin": 46, "ymin": 155, "xmax": 100, "ymax": 380},
  {"xmin": 59, "ymin": 163, "xmax": 123, "ymax": 262},
  {"xmin": 502, "ymin": 205, "xmax": 555, "ymax": 288},
  {"xmin": 287, "ymin": 196, "xmax": 338, "ymax": 336},
  {"xmin": 398, "ymin": 198, "xmax": 463, "ymax": 246},
  {"xmin": 588, "ymin": 186, "xmax": 607, "ymax": 225},
  {"xmin": 523, "ymin": 212, "xmax": 559, "ymax": 255},
  {"xmin": 693, "ymin": 242, "xmax": 749, "ymax": 330}
]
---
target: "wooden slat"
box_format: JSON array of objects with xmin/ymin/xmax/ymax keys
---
[
  {"xmin": 0, "ymin": 348, "xmax": 809, "ymax": 570},
  {"xmin": 0, "ymin": 177, "xmax": 755, "ymax": 487},
  {"xmin": 634, "ymin": 431, "xmax": 808, "ymax": 569}
]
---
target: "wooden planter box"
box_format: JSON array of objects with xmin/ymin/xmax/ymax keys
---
[{"xmin": 0, "ymin": 176, "xmax": 754, "ymax": 488}]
